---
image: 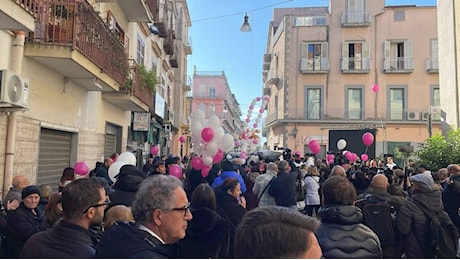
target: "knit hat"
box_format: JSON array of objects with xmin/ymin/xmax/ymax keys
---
[
  {"xmin": 22, "ymin": 185, "xmax": 41, "ymax": 199},
  {"xmin": 410, "ymin": 173, "xmax": 435, "ymax": 190}
]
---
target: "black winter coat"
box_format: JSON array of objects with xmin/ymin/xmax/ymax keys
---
[
  {"xmin": 442, "ymin": 177, "xmax": 460, "ymax": 234},
  {"xmin": 268, "ymin": 171, "xmax": 297, "ymax": 207},
  {"xmin": 5, "ymin": 203, "xmax": 46, "ymax": 258},
  {"xmin": 108, "ymin": 174, "xmax": 144, "ymax": 209},
  {"xmin": 397, "ymin": 189, "xmax": 444, "ymax": 258},
  {"xmin": 95, "ymin": 221, "xmax": 177, "ymax": 258},
  {"xmin": 315, "ymin": 205, "xmax": 383, "ymax": 259},
  {"xmin": 179, "ymin": 207, "xmax": 234, "ymax": 258},
  {"xmin": 216, "ymin": 190, "xmax": 247, "ymax": 229},
  {"xmin": 20, "ymin": 220, "xmax": 95, "ymax": 258}
]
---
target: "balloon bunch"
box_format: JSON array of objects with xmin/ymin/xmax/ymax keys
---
[
  {"xmin": 331, "ymin": 131, "xmax": 375, "ymax": 165},
  {"xmin": 108, "ymin": 151, "xmax": 137, "ymax": 182},
  {"xmin": 238, "ymin": 95, "xmax": 270, "ymax": 158},
  {"xmin": 190, "ymin": 110, "xmax": 235, "ymax": 177}
]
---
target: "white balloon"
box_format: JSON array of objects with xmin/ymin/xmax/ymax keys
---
[
  {"xmin": 207, "ymin": 115, "xmax": 221, "ymax": 129},
  {"xmin": 337, "ymin": 139, "xmax": 347, "ymax": 150},
  {"xmin": 108, "ymin": 161, "xmax": 126, "ymax": 182},
  {"xmin": 221, "ymin": 134, "xmax": 234, "ymax": 152},
  {"xmin": 118, "ymin": 152, "xmax": 136, "ymax": 166},
  {"xmin": 206, "ymin": 141, "xmax": 218, "ymax": 157},
  {"xmin": 214, "ymin": 127, "xmax": 225, "ymax": 142},
  {"xmin": 193, "ymin": 110, "xmax": 205, "ymax": 124},
  {"xmin": 202, "ymin": 154, "xmax": 213, "ymax": 166},
  {"xmin": 191, "ymin": 122, "xmax": 203, "ymax": 139}
]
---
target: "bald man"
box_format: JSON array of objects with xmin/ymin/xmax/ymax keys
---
[
  {"xmin": 355, "ymin": 174, "xmax": 405, "ymax": 258},
  {"xmin": 3, "ymin": 175, "xmax": 30, "ymax": 210},
  {"xmin": 330, "ymin": 165, "xmax": 347, "ymax": 178}
]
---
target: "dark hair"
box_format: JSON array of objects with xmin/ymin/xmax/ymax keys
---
[
  {"xmin": 322, "ymin": 176, "xmax": 357, "ymax": 205},
  {"xmin": 235, "ymin": 206, "xmax": 320, "ymax": 258},
  {"xmin": 44, "ymin": 192, "xmax": 63, "ymax": 228},
  {"xmin": 153, "ymin": 160, "xmax": 165, "ymax": 170},
  {"xmin": 219, "ymin": 177, "xmax": 239, "ymax": 193},
  {"xmin": 61, "ymin": 178, "xmax": 104, "ymax": 220},
  {"xmin": 191, "ymin": 183, "xmax": 216, "ymax": 211},
  {"xmin": 60, "ymin": 167, "xmax": 75, "ymax": 183}
]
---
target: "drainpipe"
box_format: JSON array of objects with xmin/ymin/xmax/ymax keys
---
[{"xmin": 3, "ymin": 31, "xmax": 25, "ymax": 196}]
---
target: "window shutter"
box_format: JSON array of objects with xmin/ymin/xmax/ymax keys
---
[
  {"xmin": 342, "ymin": 42, "xmax": 349, "ymax": 70},
  {"xmin": 301, "ymin": 42, "xmax": 307, "ymax": 58},
  {"xmin": 404, "ymin": 40, "xmax": 413, "ymax": 69},
  {"xmin": 321, "ymin": 42, "xmax": 329, "ymax": 70},
  {"xmin": 362, "ymin": 41, "xmax": 370, "ymax": 70},
  {"xmin": 384, "ymin": 40, "xmax": 391, "ymax": 70},
  {"xmin": 431, "ymin": 39, "xmax": 438, "ymax": 57}
]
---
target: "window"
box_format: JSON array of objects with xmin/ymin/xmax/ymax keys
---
[
  {"xmin": 161, "ymin": 75, "xmax": 166, "ymax": 97},
  {"xmin": 208, "ymin": 102, "xmax": 215, "ymax": 116},
  {"xmin": 346, "ymin": 87, "xmax": 363, "ymax": 120},
  {"xmin": 384, "ymin": 40, "xmax": 413, "ymax": 71},
  {"xmin": 294, "ymin": 16, "xmax": 327, "ymax": 26},
  {"xmin": 431, "ymin": 85, "xmax": 440, "ymax": 120},
  {"xmin": 394, "ymin": 10, "xmax": 405, "ymax": 22},
  {"xmin": 347, "ymin": 0, "xmax": 365, "ymax": 23},
  {"xmin": 305, "ymin": 87, "xmax": 321, "ymax": 119},
  {"xmin": 136, "ymin": 36, "xmax": 145, "ymax": 65},
  {"xmin": 342, "ymin": 42, "xmax": 370, "ymax": 71},
  {"xmin": 209, "ymin": 87, "xmax": 216, "ymax": 98},
  {"xmin": 388, "ymin": 87, "xmax": 405, "ymax": 120},
  {"xmin": 301, "ymin": 42, "xmax": 329, "ymax": 72}
]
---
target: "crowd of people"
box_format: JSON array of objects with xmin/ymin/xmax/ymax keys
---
[{"xmin": 0, "ymin": 149, "xmax": 459, "ymax": 259}]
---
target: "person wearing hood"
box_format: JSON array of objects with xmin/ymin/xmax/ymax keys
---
[
  {"xmin": 107, "ymin": 165, "xmax": 146, "ymax": 210},
  {"xmin": 95, "ymin": 175, "xmax": 192, "ymax": 258},
  {"xmin": 315, "ymin": 176, "xmax": 382, "ymax": 259},
  {"xmin": 211, "ymin": 159, "xmax": 247, "ymax": 194},
  {"xmin": 397, "ymin": 173, "xmax": 444, "ymax": 258},
  {"xmin": 179, "ymin": 183, "xmax": 233, "ymax": 258}
]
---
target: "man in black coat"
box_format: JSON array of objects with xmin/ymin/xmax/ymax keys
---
[
  {"xmin": 20, "ymin": 178, "xmax": 107, "ymax": 258},
  {"xmin": 443, "ymin": 164, "xmax": 460, "ymax": 234},
  {"xmin": 95, "ymin": 175, "xmax": 192, "ymax": 258},
  {"xmin": 268, "ymin": 160, "xmax": 297, "ymax": 211}
]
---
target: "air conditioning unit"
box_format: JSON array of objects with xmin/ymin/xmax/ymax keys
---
[
  {"xmin": 0, "ymin": 70, "xmax": 29, "ymax": 108},
  {"xmin": 407, "ymin": 111, "xmax": 420, "ymax": 121},
  {"xmin": 422, "ymin": 112, "xmax": 430, "ymax": 120}
]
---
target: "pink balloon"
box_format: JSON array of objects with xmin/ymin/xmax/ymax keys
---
[
  {"xmin": 372, "ymin": 84, "xmax": 379, "ymax": 93},
  {"xmin": 256, "ymin": 97, "xmax": 261, "ymax": 101},
  {"xmin": 326, "ymin": 154, "xmax": 335, "ymax": 161},
  {"xmin": 169, "ymin": 164, "xmax": 183, "ymax": 179},
  {"xmin": 362, "ymin": 132, "xmax": 374, "ymax": 147},
  {"xmin": 327, "ymin": 159, "xmax": 334, "ymax": 165},
  {"xmin": 263, "ymin": 95, "xmax": 269, "ymax": 101},
  {"xmin": 151, "ymin": 146, "xmax": 159, "ymax": 156},
  {"xmin": 213, "ymin": 149, "xmax": 224, "ymax": 163},
  {"xmin": 201, "ymin": 127, "xmax": 214, "ymax": 143},
  {"xmin": 345, "ymin": 152, "xmax": 353, "ymax": 161},
  {"xmin": 74, "ymin": 162, "xmax": 89, "ymax": 176},
  {"xmin": 249, "ymin": 105, "xmax": 254, "ymax": 110},
  {"xmin": 179, "ymin": 136, "xmax": 186, "ymax": 143},
  {"xmin": 259, "ymin": 108, "xmax": 265, "ymax": 113},
  {"xmin": 245, "ymin": 118, "xmax": 251, "ymax": 123},
  {"xmin": 253, "ymin": 123, "xmax": 258, "ymax": 128},
  {"xmin": 201, "ymin": 165, "xmax": 211, "ymax": 178},
  {"xmin": 191, "ymin": 156, "xmax": 203, "ymax": 170},
  {"xmin": 308, "ymin": 140, "xmax": 321, "ymax": 155},
  {"xmin": 294, "ymin": 150, "xmax": 301, "ymax": 156},
  {"xmin": 361, "ymin": 154, "xmax": 369, "ymax": 162},
  {"xmin": 234, "ymin": 141, "xmax": 240, "ymax": 147},
  {"xmin": 252, "ymin": 139, "xmax": 259, "ymax": 144}
]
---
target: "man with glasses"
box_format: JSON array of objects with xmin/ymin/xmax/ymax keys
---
[
  {"xmin": 20, "ymin": 178, "xmax": 107, "ymax": 258},
  {"xmin": 95, "ymin": 174, "xmax": 192, "ymax": 258}
]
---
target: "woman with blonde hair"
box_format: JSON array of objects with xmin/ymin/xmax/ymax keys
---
[{"xmin": 103, "ymin": 205, "xmax": 133, "ymax": 230}]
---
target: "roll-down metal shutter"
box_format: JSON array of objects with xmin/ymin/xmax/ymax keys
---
[
  {"xmin": 104, "ymin": 133, "xmax": 117, "ymax": 159},
  {"xmin": 37, "ymin": 128, "xmax": 72, "ymax": 188}
]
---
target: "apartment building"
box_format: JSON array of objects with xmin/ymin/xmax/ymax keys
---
[
  {"xmin": 0, "ymin": 0, "xmax": 191, "ymax": 195},
  {"xmin": 192, "ymin": 70, "xmax": 243, "ymax": 139},
  {"xmin": 438, "ymin": 0, "xmax": 460, "ymax": 133},
  {"xmin": 262, "ymin": 0, "xmax": 440, "ymax": 161}
]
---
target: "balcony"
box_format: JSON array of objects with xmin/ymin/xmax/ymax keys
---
[
  {"xmin": 426, "ymin": 57, "xmax": 439, "ymax": 74},
  {"xmin": 164, "ymin": 31, "xmax": 175, "ymax": 55},
  {"xmin": 183, "ymin": 75, "xmax": 191, "ymax": 91},
  {"xmin": 264, "ymin": 111, "xmax": 278, "ymax": 126},
  {"xmin": 383, "ymin": 57, "xmax": 414, "ymax": 73},
  {"xmin": 0, "ymin": 0, "xmax": 37, "ymax": 31},
  {"xmin": 341, "ymin": 11, "xmax": 371, "ymax": 27},
  {"xmin": 300, "ymin": 57, "xmax": 329, "ymax": 74},
  {"xmin": 169, "ymin": 46, "xmax": 178, "ymax": 68},
  {"xmin": 102, "ymin": 60, "xmax": 153, "ymax": 112},
  {"xmin": 341, "ymin": 57, "xmax": 370, "ymax": 73},
  {"xmin": 114, "ymin": 0, "xmax": 153, "ymax": 22},
  {"xmin": 184, "ymin": 36, "xmax": 192, "ymax": 55},
  {"xmin": 154, "ymin": 2, "xmax": 173, "ymax": 38},
  {"xmin": 25, "ymin": 0, "xmax": 128, "ymax": 92}
]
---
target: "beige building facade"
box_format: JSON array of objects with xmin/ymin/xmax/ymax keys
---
[
  {"xmin": 263, "ymin": 0, "xmax": 440, "ymax": 161},
  {"xmin": 0, "ymin": 0, "xmax": 191, "ymax": 195}
]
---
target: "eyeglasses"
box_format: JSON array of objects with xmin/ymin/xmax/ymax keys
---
[
  {"xmin": 169, "ymin": 202, "xmax": 191, "ymax": 217},
  {"xmin": 82, "ymin": 198, "xmax": 111, "ymax": 214}
]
